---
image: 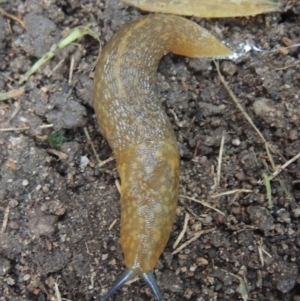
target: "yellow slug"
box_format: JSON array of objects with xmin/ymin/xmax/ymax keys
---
[
  {"xmin": 122, "ymin": 0, "xmax": 279, "ymax": 18},
  {"xmin": 93, "ymin": 14, "xmax": 232, "ymax": 300}
]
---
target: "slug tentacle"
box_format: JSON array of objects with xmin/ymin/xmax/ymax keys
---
[
  {"xmin": 143, "ymin": 271, "xmax": 165, "ymax": 301},
  {"xmin": 100, "ymin": 269, "xmax": 136, "ymax": 301},
  {"xmin": 93, "ymin": 14, "xmax": 232, "ymax": 300}
]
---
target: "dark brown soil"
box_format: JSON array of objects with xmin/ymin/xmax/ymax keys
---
[{"xmin": 1, "ymin": 0, "xmax": 300, "ymax": 300}]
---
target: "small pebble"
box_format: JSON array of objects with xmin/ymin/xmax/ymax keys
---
[
  {"xmin": 0, "ymin": 257, "xmax": 11, "ymax": 276},
  {"xmin": 5, "ymin": 277, "xmax": 15, "ymax": 285},
  {"xmin": 22, "ymin": 179, "xmax": 29, "ymax": 186},
  {"xmin": 221, "ymin": 61, "xmax": 237, "ymax": 76},
  {"xmin": 232, "ymin": 138, "xmax": 241, "ymax": 146},
  {"xmin": 253, "ymin": 98, "xmax": 275, "ymax": 117},
  {"xmin": 28, "ymin": 208, "xmax": 57, "ymax": 236},
  {"xmin": 42, "ymin": 186, "xmax": 49, "ymax": 193},
  {"xmin": 8, "ymin": 199, "xmax": 19, "ymax": 208},
  {"xmin": 9, "ymin": 221, "xmax": 20, "ymax": 229},
  {"xmin": 102, "ymin": 254, "xmax": 108, "ymax": 261},
  {"xmin": 196, "ymin": 257, "xmax": 208, "ymax": 266},
  {"xmin": 289, "ymin": 129, "xmax": 298, "ymax": 141},
  {"xmin": 80, "ymin": 155, "xmax": 89, "ymax": 171}
]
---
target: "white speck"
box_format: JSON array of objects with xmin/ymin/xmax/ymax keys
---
[
  {"xmin": 22, "ymin": 179, "xmax": 29, "ymax": 186},
  {"xmin": 232, "ymin": 138, "xmax": 241, "ymax": 146},
  {"xmin": 80, "ymin": 156, "xmax": 90, "ymax": 172},
  {"xmin": 102, "ymin": 254, "xmax": 108, "ymax": 261}
]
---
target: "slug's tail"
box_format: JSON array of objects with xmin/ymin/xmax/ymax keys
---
[{"xmin": 100, "ymin": 269, "xmax": 165, "ymax": 301}]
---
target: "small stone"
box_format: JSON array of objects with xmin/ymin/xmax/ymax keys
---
[
  {"xmin": 253, "ymin": 98, "xmax": 275, "ymax": 117},
  {"xmin": 9, "ymin": 221, "xmax": 20, "ymax": 230},
  {"xmin": 232, "ymin": 138, "xmax": 241, "ymax": 146},
  {"xmin": 28, "ymin": 208, "xmax": 57, "ymax": 237},
  {"xmin": 292, "ymin": 208, "xmax": 300, "ymax": 218},
  {"xmin": 247, "ymin": 206, "xmax": 274, "ymax": 231},
  {"xmin": 22, "ymin": 179, "xmax": 29, "ymax": 186},
  {"xmin": 80, "ymin": 155, "xmax": 89, "ymax": 172},
  {"xmin": 276, "ymin": 262, "xmax": 298, "ymax": 293},
  {"xmin": 102, "ymin": 254, "xmax": 108, "ymax": 261},
  {"xmin": 40, "ymin": 203, "xmax": 48, "ymax": 212},
  {"xmin": 45, "ymin": 276, "xmax": 56, "ymax": 288},
  {"xmin": 289, "ymin": 129, "xmax": 298, "ymax": 141},
  {"xmin": 5, "ymin": 276, "xmax": 15, "ymax": 285},
  {"xmin": 196, "ymin": 257, "xmax": 208, "ymax": 266},
  {"xmin": 42, "ymin": 186, "xmax": 49, "ymax": 193},
  {"xmin": 109, "ymin": 259, "xmax": 116, "ymax": 266},
  {"xmin": 221, "ymin": 61, "xmax": 237, "ymax": 76},
  {"xmin": 23, "ymin": 274, "xmax": 31, "ymax": 281},
  {"xmin": 8, "ymin": 199, "xmax": 18, "ymax": 208},
  {"xmin": 0, "ymin": 256, "xmax": 11, "ymax": 276}
]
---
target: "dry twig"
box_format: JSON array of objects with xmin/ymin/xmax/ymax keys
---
[
  {"xmin": 173, "ymin": 212, "xmax": 190, "ymax": 249},
  {"xmin": 216, "ymin": 130, "xmax": 225, "ymax": 187},
  {"xmin": 180, "ymin": 195, "xmax": 225, "ymax": 216},
  {"xmin": 0, "ymin": 8, "xmax": 25, "ymax": 28},
  {"xmin": 214, "ymin": 61, "xmax": 276, "ymax": 170},
  {"xmin": 172, "ymin": 228, "xmax": 214, "ymax": 255},
  {"xmin": 0, "ymin": 206, "xmax": 9, "ymax": 235},
  {"xmin": 108, "ymin": 219, "xmax": 117, "ymax": 231},
  {"xmin": 211, "ymin": 189, "xmax": 253, "ymax": 198}
]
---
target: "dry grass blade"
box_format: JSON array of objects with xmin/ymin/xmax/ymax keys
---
[
  {"xmin": 180, "ymin": 195, "xmax": 225, "ymax": 216},
  {"xmin": 173, "ymin": 212, "xmax": 189, "ymax": 249},
  {"xmin": 0, "ymin": 127, "xmax": 29, "ymax": 132},
  {"xmin": 0, "ymin": 87, "xmax": 25, "ymax": 101},
  {"xmin": 98, "ymin": 156, "xmax": 114, "ymax": 167},
  {"xmin": 0, "ymin": 8, "xmax": 25, "ymax": 28},
  {"xmin": 258, "ymin": 237, "xmax": 264, "ymax": 266},
  {"xmin": 84, "ymin": 127, "xmax": 102, "ymax": 166},
  {"xmin": 1, "ymin": 124, "xmax": 53, "ymax": 132},
  {"xmin": 68, "ymin": 55, "xmax": 75, "ymax": 85},
  {"xmin": 262, "ymin": 247, "xmax": 272, "ymax": 258},
  {"xmin": 214, "ymin": 61, "xmax": 277, "ymax": 172},
  {"xmin": 0, "ymin": 206, "xmax": 9, "ymax": 235},
  {"xmin": 263, "ymin": 172, "xmax": 273, "ymax": 209},
  {"xmin": 47, "ymin": 149, "xmax": 68, "ymax": 160},
  {"xmin": 216, "ymin": 130, "xmax": 225, "ymax": 187},
  {"xmin": 211, "ymin": 189, "xmax": 253, "ymax": 198},
  {"xmin": 214, "ymin": 61, "xmax": 265, "ymax": 141},
  {"xmin": 115, "ymin": 179, "xmax": 121, "ymax": 194},
  {"xmin": 268, "ymin": 151, "xmax": 300, "ymax": 181},
  {"xmin": 54, "ymin": 282, "xmax": 62, "ymax": 301},
  {"xmin": 172, "ymin": 228, "xmax": 214, "ymax": 255},
  {"xmin": 48, "ymin": 58, "xmax": 65, "ymax": 77},
  {"xmin": 125, "ymin": 276, "xmax": 139, "ymax": 285},
  {"xmin": 108, "ymin": 219, "xmax": 117, "ymax": 231},
  {"xmin": 221, "ymin": 269, "xmax": 249, "ymax": 301},
  {"xmin": 274, "ymin": 60, "xmax": 300, "ymax": 71}
]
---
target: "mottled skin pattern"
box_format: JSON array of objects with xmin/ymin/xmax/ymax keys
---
[
  {"xmin": 93, "ymin": 14, "xmax": 232, "ymax": 277},
  {"xmin": 123, "ymin": 0, "xmax": 279, "ymax": 18}
]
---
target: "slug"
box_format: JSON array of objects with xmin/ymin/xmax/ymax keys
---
[
  {"xmin": 93, "ymin": 14, "xmax": 232, "ymax": 300},
  {"xmin": 122, "ymin": 0, "xmax": 279, "ymax": 18}
]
